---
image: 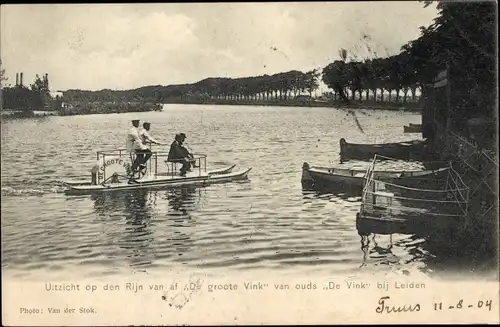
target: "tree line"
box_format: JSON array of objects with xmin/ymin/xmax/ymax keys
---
[
  {"xmin": 324, "ymin": 1, "xmax": 495, "ymax": 111},
  {"xmin": 63, "ymin": 70, "xmax": 321, "ymax": 104},
  {"xmin": 322, "ymin": 51, "xmax": 420, "ymax": 104}
]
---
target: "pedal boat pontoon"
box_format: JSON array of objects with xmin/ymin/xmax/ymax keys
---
[{"xmin": 62, "ymin": 149, "xmax": 252, "ymax": 195}]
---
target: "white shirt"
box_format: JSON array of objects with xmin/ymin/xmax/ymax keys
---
[
  {"xmin": 139, "ymin": 129, "xmax": 159, "ymax": 145},
  {"xmin": 126, "ymin": 127, "xmax": 147, "ymax": 152}
]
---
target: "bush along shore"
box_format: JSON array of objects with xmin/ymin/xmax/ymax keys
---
[
  {"xmin": 59, "ymin": 101, "xmax": 162, "ymax": 116},
  {"xmin": 0, "ymin": 109, "xmax": 60, "ymax": 118},
  {"xmin": 1, "ymin": 102, "xmax": 162, "ymax": 118}
]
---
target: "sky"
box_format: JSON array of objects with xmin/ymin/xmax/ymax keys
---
[{"xmin": 1, "ymin": 2, "xmax": 438, "ymax": 91}]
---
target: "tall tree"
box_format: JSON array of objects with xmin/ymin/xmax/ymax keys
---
[
  {"xmin": 403, "ymin": 1, "xmax": 496, "ymax": 120},
  {"xmin": 322, "ymin": 60, "xmax": 350, "ymax": 103},
  {"xmin": 0, "ymin": 59, "xmax": 7, "ymax": 88},
  {"xmin": 305, "ymin": 69, "xmax": 320, "ymax": 97}
]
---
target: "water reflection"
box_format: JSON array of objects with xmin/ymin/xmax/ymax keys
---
[
  {"xmin": 91, "ymin": 190, "xmax": 155, "ymax": 220},
  {"xmin": 357, "ymin": 219, "xmax": 438, "ymax": 277},
  {"xmin": 356, "ymin": 201, "xmax": 437, "ymax": 272},
  {"xmin": 359, "ymin": 235, "xmax": 370, "ymax": 268},
  {"xmin": 359, "ymin": 233, "xmax": 398, "ymax": 268},
  {"xmin": 301, "ymin": 187, "xmax": 358, "ymax": 202},
  {"xmin": 92, "ymin": 190, "xmax": 156, "ymax": 268},
  {"xmin": 161, "ymin": 187, "xmax": 201, "ymax": 262},
  {"xmin": 90, "ymin": 187, "xmax": 206, "ymax": 268},
  {"xmin": 371, "ymin": 234, "xmax": 394, "ymax": 257},
  {"xmin": 122, "ymin": 190, "xmax": 155, "ymax": 267},
  {"xmin": 302, "ymin": 182, "xmax": 363, "ymax": 199},
  {"xmin": 165, "ymin": 186, "xmax": 201, "ymax": 215},
  {"xmin": 356, "ymin": 212, "xmax": 434, "ymax": 237}
]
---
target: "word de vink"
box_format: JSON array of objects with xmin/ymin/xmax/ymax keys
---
[{"xmin": 323, "ymin": 281, "xmax": 370, "ymax": 290}]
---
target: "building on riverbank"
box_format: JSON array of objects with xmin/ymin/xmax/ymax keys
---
[
  {"xmin": 421, "ymin": 66, "xmax": 498, "ymax": 253},
  {"xmin": 1, "ymin": 72, "xmax": 62, "ymax": 116}
]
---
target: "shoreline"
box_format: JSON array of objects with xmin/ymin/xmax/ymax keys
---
[
  {"xmin": 1, "ymin": 99, "xmax": 422, "ymax": 119},
  {"xmin": 0, "ymin": 109, "xmax": 59, "ymax": 118},
  {"xmin": 163, "ymin": 99, "xmax": 423, "ymax": 112}
]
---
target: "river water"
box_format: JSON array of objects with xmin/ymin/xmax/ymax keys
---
[{"xmin": 0, "ymin": 104, "xmax": 494, "ymax": 280}]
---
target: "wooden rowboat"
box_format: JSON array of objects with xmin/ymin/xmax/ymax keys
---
[
  {"xmin": 339, "ymin": 138, "xmax": 426, "ymax": 161},
  {"xmin": 301, "ymin": 162, "xmax": 449, "ymax": 195}
]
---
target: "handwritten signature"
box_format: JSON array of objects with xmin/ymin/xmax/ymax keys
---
[{"xmin": 375, "ymin": 296, "xmax": 421, "ymax": 314}]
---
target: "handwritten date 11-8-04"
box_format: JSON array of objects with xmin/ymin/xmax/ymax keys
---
[
  {"xmin": 375, "ymin": 296, "xmax": 493, "ymax": 314},
  {"xmin": 434, "ymin": 299, "xmax": 493, "ymax": 311}
]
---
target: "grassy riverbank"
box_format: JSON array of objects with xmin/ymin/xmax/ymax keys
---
[{"xmin": 163, "ymin": 98, "xmax": 423, "ymax": 111}]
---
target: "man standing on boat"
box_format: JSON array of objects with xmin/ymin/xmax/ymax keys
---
[
  {"xmin": 138, "ymin": 122, "xmax": 162, "ymax": 166},
  {"xmin": 126, "ymin": 119, "xmax": 149, "ymax": 179},
  {"xmin": 126, "ymin": 119, "xmax": 141, "ymax": 153},
  {"xmin": 139, "ymin": 122, "xmax": 162, "ymax": 147}
]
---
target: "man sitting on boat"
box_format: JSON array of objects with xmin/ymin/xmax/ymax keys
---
[
  {"xmin": 126, "ymin": 119, "xmax": 150, "ymax": 180},
  {"xmin": 167, "ymin": 133, "xmax": 197, "ymax": 176},
  {"xmin": 179, "ymin": 133, "xmax": 199, "ymax": 169}
]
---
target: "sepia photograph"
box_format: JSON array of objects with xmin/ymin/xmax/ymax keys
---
[{"xmin": 1, "ymin": 1, "xmax": 499, "ymax": 325}]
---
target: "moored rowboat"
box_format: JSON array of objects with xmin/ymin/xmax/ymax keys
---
[
  {"xmin": 339, "ymin": 138, "xmax": 426, "ymax": 161},
  {"xmin": 301, "ymin": 162, "xmax": 449, "ymax": 195}
]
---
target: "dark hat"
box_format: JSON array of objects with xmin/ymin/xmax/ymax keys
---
[
  {"xmin": 179, "ymin": 133, "xmax": 187, "ymax": 138},
  {"xmin": 143, "ymin": 122, "xmax": 151, "ymax": 126},
  {"xmin": 132, "ymin": 119, "xmax": 140, "ymax": 123}
]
